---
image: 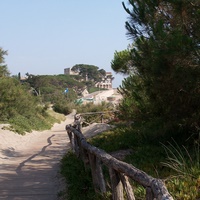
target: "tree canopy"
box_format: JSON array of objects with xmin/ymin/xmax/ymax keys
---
[
  {"xmin": 112, "ymin": 0, "xmax": 200, "ymax": 135},
  {"xmin": 25, "ymin": 74, "xmax": 82, "ymax": 103},
  {"xmin": 111, "ymin": 49, "xmax": 133, "ymax": 75},
  {"xmin": 0, "ymin": 48, "xmax": 10, "ymax": 77},
  {"xmin": 0, "ymin": 49, "xmax": 73, "ymax": 132},
  {"xmin": 71, "ymin": 64, "xmax": 106, "ymax": 83}
]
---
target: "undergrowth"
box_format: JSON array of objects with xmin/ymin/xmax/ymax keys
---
[
  {"xmin": 6, "ymin": 108, "xmax": 65, "ymax": 135},
  {"xmin": 60, "ymin": 151, "xmax": 111, "ymax": 200},
  {"xmin": 60, "ymin": 121, "xmax": 200, "ymax": 199}
]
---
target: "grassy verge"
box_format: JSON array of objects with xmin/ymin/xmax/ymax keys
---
[
  {"xmin": 5, "ymin": 109, "xmax": 66, "ymax": 135},
  {"xmin": 60, "ymin": 151, "xmax": 111, "ymax": 200},
  {"xmin": 60, "ymin": 122, "xmax": 200, "ymax": 199}
]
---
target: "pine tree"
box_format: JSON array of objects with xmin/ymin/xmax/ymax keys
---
[
  {"xmin": 114, "ymin": 1, "xmax": 200, "ymax": 133},
  {"xmin": 0, "ymin": 48, "xmax": 10, "ymax": 77}
]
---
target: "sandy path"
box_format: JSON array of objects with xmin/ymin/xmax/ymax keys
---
[{"xmin": 0, "ymin": 112, "xmax": 75, "ymax": 200}]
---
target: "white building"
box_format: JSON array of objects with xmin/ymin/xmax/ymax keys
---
[
  {"xmin": 64, "ymin": 68, "xmax": 114, "ymax": 89},
  {"xmin": 95, "ymin": 72, "xmax": 114, "ymax": 89},
  {"xmin": 64, "ymin": 68, "xmax": 79, "ymax": 75}
]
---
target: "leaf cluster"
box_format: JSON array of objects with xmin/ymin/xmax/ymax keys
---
[
  {"xmin": 71, "ymin": 64, "xmax": 106, "ymax": 83},
  {"xmin": 25, "ymin": 74, "xmax": 83, "ymax": 103},
  {"xmin": 88, "ymin": 123, "xmax": 200, "ymax": 199},
  {"xmin": 0, "ymin": 47, "xmax": 10, "ymax": 77},
  {"xmin": 113, "ymin": 0, "xmax": 200, "ymax": 136},
  {"xmin": 0, "ymin": 77, "xmax": 39, "ymax": 120},
  {"xmin": 0, "ymin": 77, "xmax": 59, "ymax": 134}
]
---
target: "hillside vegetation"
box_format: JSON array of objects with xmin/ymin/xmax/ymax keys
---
[
  {"xmin": 0, "ymin": 49, "xmax": 111, "ymax": 134},
  {"xmin": 0, "ymin": 76, "xmax": 67, "ymax": 134},
  {"xmin": 0, "ymin": 71, "xmax": 98, "ymax": 134}
]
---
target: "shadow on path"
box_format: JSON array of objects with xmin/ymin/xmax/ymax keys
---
[
  {"xmin": 16, "ymin": 134, "xmax": 55, "ymax": 175},
  {"xmin": 0, "ymin": 132, "xmax": 69, "ymax": 200}
]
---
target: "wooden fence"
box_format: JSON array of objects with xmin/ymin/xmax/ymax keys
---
[
  {"xmin": 65, "ymin": 115, "xmax": 173, "ymax": 200},
  {"xmin": 79, "ymin": 111, "xmax": 117, "ymax": 124}
]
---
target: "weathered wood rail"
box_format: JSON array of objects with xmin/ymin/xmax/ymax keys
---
[
  {"xmin": 80, "ymin": 111, "xmax": 117, "ymax": 124},
  {"xmin": 65, "ymin": 114, "xmax": 173, "ymax": 200}
]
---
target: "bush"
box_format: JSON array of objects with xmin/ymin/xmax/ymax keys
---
[
  {"xmin": 60, "ymin": 152, "xmax": 95, "ymax": 200},
  {"xmin": 74, "ymin": 102, "xmax": 115, "ymax": 124},
  {"xmin": 166, "ymin": 177, "xmax": 200, "ymax": 200},
  {"xmin": 53, "ymin": 102, "xmax": 73, "ymax": 115},
  {"xmin": 8, "ymin": 113, "xmax": 57, "ymax": 135}
]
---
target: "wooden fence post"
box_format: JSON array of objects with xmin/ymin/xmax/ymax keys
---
[
  {"xmin": 68, "ymin": 130, "xmax": 75, "ymax": 152},
  {"xmin": 67, "ymin": 130, "xmax": 72, "ymax": 144},
  {"xmin": 109, "ymin": 168, "xmax": 124, "ymax": 200},
  {"xmin": 80, "ymin": 146, "xmax": 89, "ymax": 169},
  {"xmin": 87, "ymin": 153, "xmax": 107, "ymax": 193},
  {"xmin": 74, "ymin": 134, "xmax": 80, "ymax": 156},
  {"xmin": 88, "ymin": 153, "xmax": 99, "ymax": 192},
  {"xmin": 119, "ymin": 174, "xmax": 135, "ymax": 200},
  {"xmin": 101, "ymin": 114, "xmax": 104, "ymax": 123},
  {"xmin": 96, "ymin": 158, "xmax": 106, "ymax": 193},
  {"xmin": 146, "ymin": 187, "xmax": 154, "ymax": 200}
]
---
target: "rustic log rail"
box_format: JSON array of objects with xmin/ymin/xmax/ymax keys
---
[
  {"xmin": 65, "ymin": 115, "xmax": 173, "ymax": 200},
  {"xmin": 80, "ymin": 111, "xmax": 117, "ymax": 124}
]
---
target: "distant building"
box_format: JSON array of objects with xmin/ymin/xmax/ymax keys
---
[
  {"xmin": 81, "ymin": 88, "xmax": 89, "ymax": 97},
  {"xmin": 95, "ymin": 72, "xmax": 114, "ymax": 89},
  {"xmin": 64, "ymin": 68, "xmax": 114, "ymax": 89},
  {"xmin": 64, "ymin": 68, "xmax": 79, "ymax": 75}
]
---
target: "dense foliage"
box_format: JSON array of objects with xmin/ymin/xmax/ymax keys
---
[
  {"xmin": 60, "ymin": 152, "xmax": 99, "ymax": 200},
  {"xmin": 0, "ymin": 47, "xmax": 111, "ymax": 133},
  {"xmin": 112, "ymin": 0, "xmax": 200, "ymax": 138},
  {"xmin": 25, "ymin": 74, "xmax": 82, "ymax": 102},
  {"xmin": 61, "ymin": 119, "xmax": 200, "ymax": 199},
  {"xmin": 24, "ymin": 74, "xmax": 86, "ymax": 115},
  {"xmin": 0, "ymin": 76, "xmax": 61, "ymax": 134},
  {"xmin": 88, "ymin": 124, "xmax": 200, "ymax": 199},
  {"xmin": 0, "ymin": 77, "xmax": 39, "ymax": 120},
  {"xmin": 71, "ymin": 64, "xmax": 106, "ymax": 83},
  {"xmin": 111, "ymin": 48, "xmax": 132, "ymax": 74},
  {"xmin": 0, "ymin": 48, "xmax": 10, "ymax": 77},
  {"xmin": 0, "ymin": 49, "xmax": 70, "ymax": 133}
]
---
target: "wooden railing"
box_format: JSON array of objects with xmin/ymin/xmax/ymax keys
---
[
  {"xmin": 65, "ymin": 115, "xmax": 173, "ymax": 200},
  {"xmin": 79, "ymin": 111, "xmax": 117, "ymax": 124}
]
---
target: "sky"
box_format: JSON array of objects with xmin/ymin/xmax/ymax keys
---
[{"xmin": 0, "ymin": 1, "xmax": 131, "ymax": 88}]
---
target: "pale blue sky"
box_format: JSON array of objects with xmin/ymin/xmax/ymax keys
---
[{"xmin": 0, "ymin": 1, "xmax": 130, "ymax": 88}]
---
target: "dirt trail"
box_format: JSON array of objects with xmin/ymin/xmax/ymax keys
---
[{"xmin": 0, "ymin": 112, "xmax": 75, "ymax": 200}]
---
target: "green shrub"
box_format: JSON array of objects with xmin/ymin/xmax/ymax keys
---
[
  {"xmin": 74, "ymin": 102, "xmax": 115, "ymax": 124},
  {"xmin": 8, "ymin": 113, "xmax": 55, "ymax": 135},
  {"xmin": 166, "ymin": 177, "xmax": 200, "ymax": 200},
  {"xmin": 88, "ymin": 126, "xmax": 142, "ymax": 152},
  {"xmin": 61, "ymin": 117, "xmax": 200, "ymax": 199},
  {"xmin": 88, "ymin": 87, "xmax": 107, "ymax": 93},
  {"xmin": 8, "ymin": 115, "xmax": 32, "ymax": 134},
  {"xmin": 60, "ymin": 152, "xmax": 103, "ymax": 200},
  {"xmin": 162, "ymin": 140, "xmax": 200, "ymax": 199},
  {"xmin": 53, "ymin": 102, "xmax": 73, "ymax": 115},
  {"xmin": 60, "ymin": 151, "xmax": 112, "ymax": 200},
  {"xmin": 162, "ymin": 140, "xmax": 200, "ymax": 179},
  {"xmin": 0, "ymin": 77, "xmax": 39, "ymax": 120}
]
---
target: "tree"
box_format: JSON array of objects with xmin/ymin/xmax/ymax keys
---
[
  {"xmin": 71, "ymin": 64, "xmax": 106, "ymax": 83},
  {"xmin": 111, "ymin": 48, "xmax": 133, "ymax": 75},
  {"xmin": 98, "ymin": 69, "xmax": 106, "ymax": 77},
  {"xmin": 0, "ymin": 77, "xmax": 39, "ymax": 120},
  {"xmin": 0, "ymin": 48, "xmax": 10, "ymax": 77},
  {"xmin": 113, "ymin": 1, "xmax": 200, "ymax": 133}
]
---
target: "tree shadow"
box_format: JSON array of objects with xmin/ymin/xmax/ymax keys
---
[
  {"xmin": 1, "ymin": 147, "xmax": 22, "ymax": 158},
  {"xmin": 0, "ymin": 133, "xmax": 70, "ymax": 200}
]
